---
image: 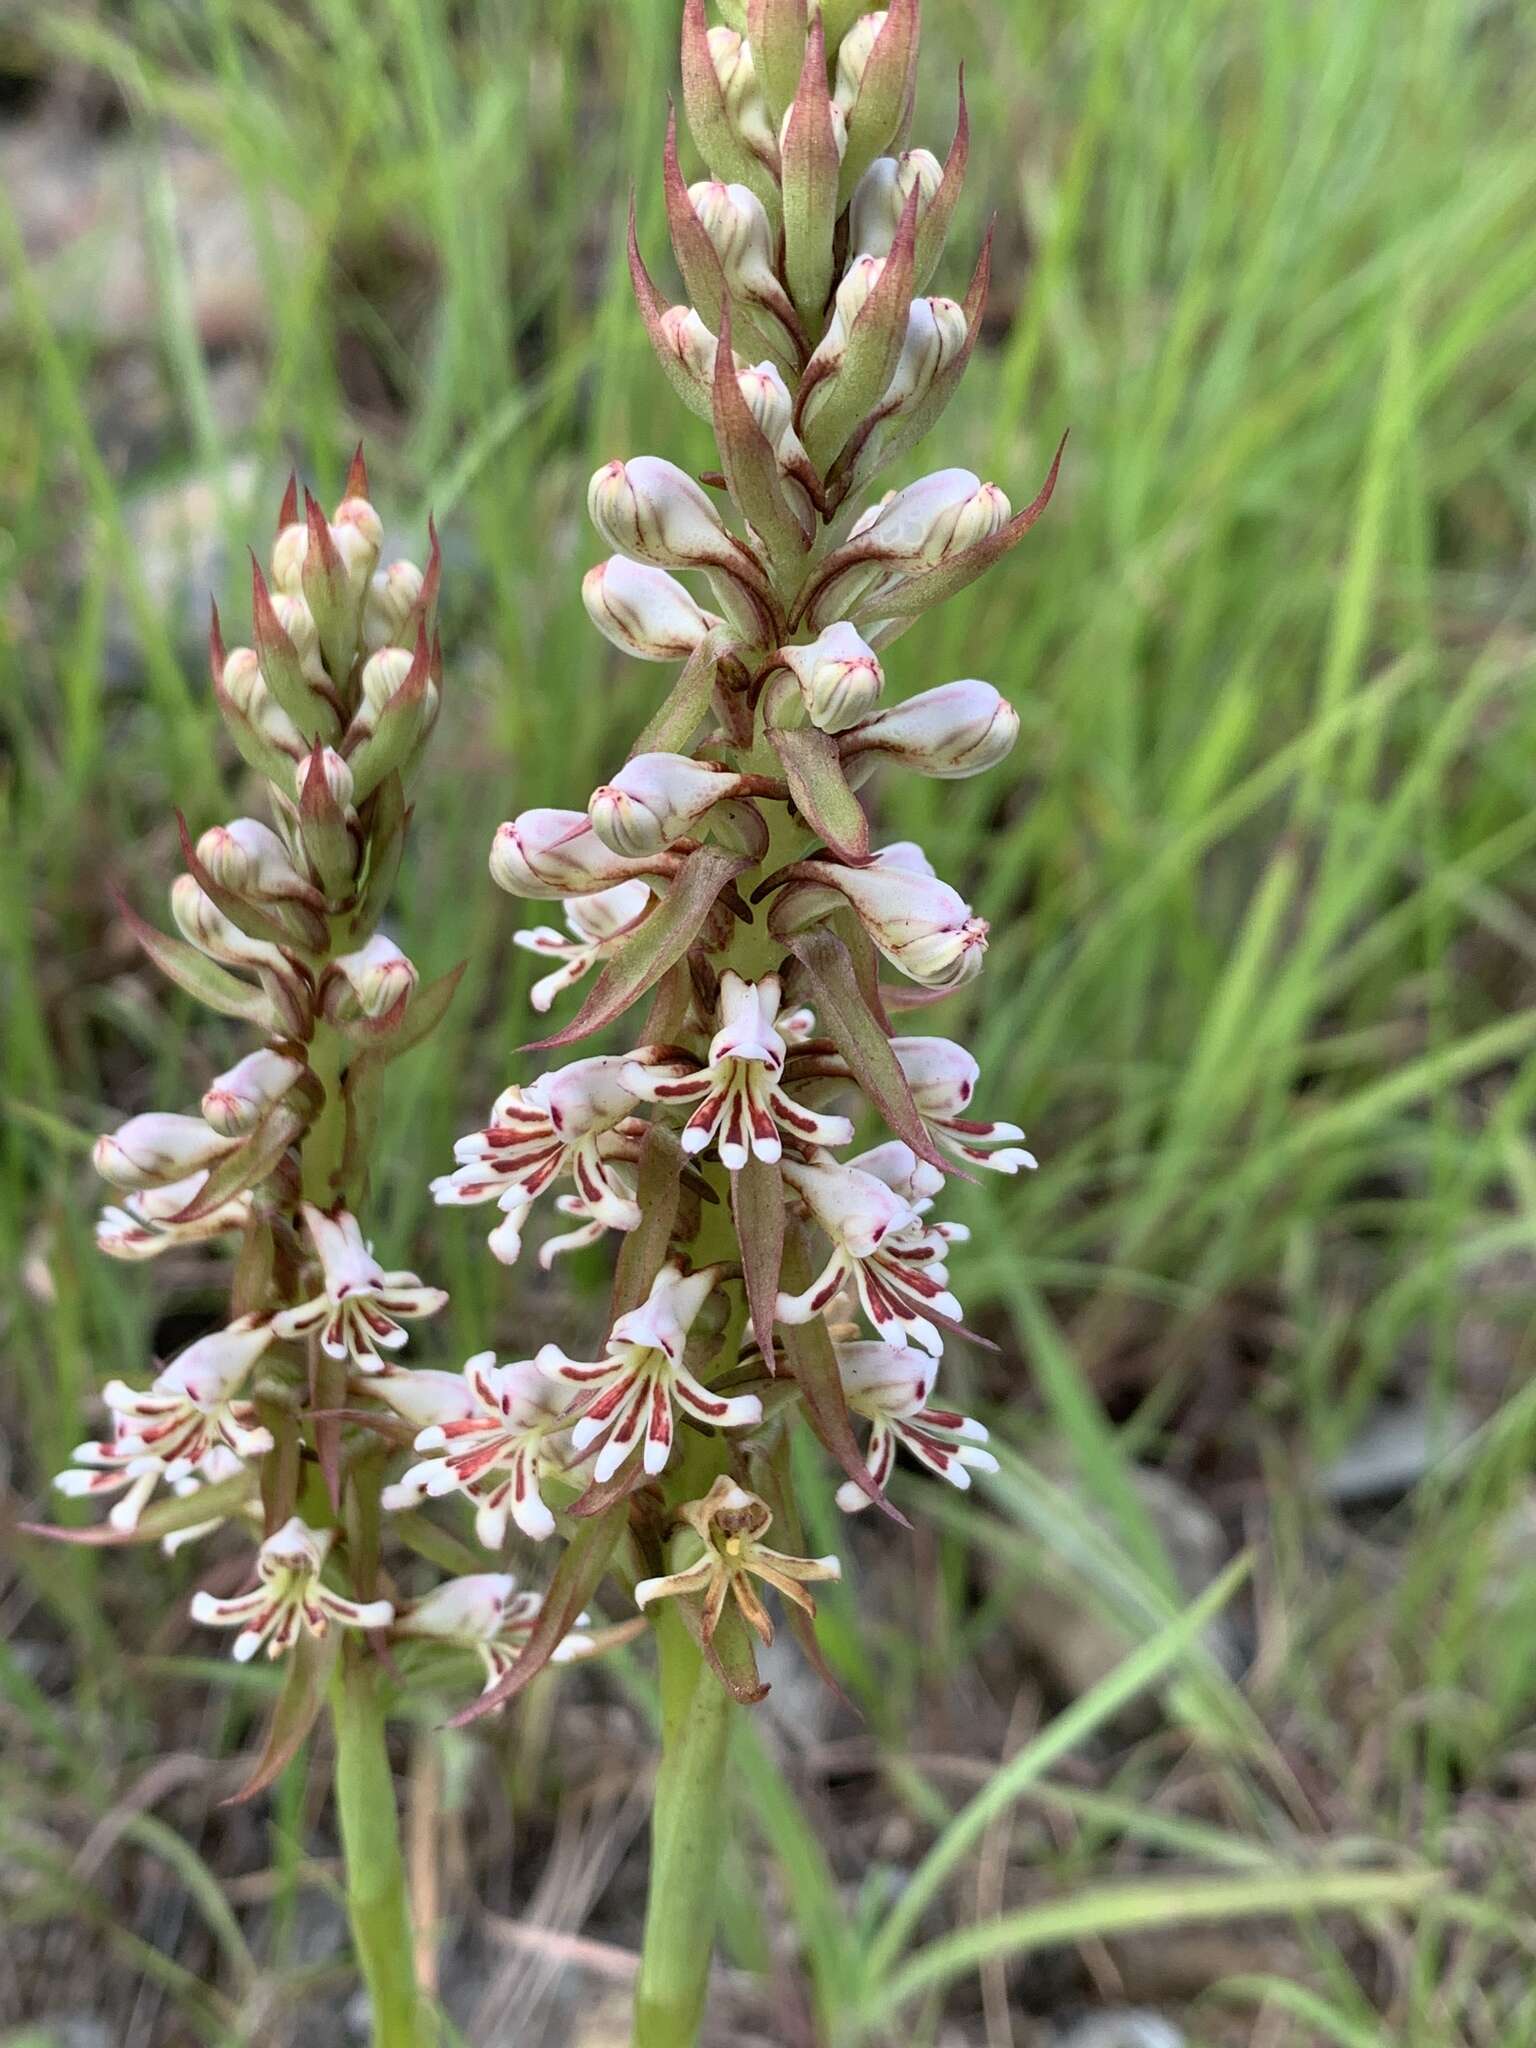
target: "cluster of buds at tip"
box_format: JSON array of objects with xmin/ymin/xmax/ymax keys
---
[{"xmin": 419, "ymin": 0, "xmax": 1061, "ymax": 1714}]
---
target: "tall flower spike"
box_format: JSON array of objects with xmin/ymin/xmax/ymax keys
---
[
  {"xmin": 545, "ymin": 1263, "xmax": 762, "ymax": 1482},
  {"xmin": 190, "ymin": 1517, "xmax": 394, "ymax": 1662},
  {"xmin": 271, "ymin": 1203, "xmax": 447, "ymax": 1373}
]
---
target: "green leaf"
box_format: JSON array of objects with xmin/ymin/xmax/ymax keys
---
[
  {"xmin": 768, "ymin": 724, "xmax": 871, "ymax": 865},
  {"xmin": 730, "ymin": 1151, "xmax": 785, "ymax": 1366},
  {"xmin": 783, "ymin": 926, "xmax": 948, "ymax": 1174},
  {"xmin": 631, "ymin": 628, "xmax": 731, "ymax": 758},
  {"xmin": 225, "ymin": 1626, "xmax": 339, "ymax": 1806},
  {"xmin": 778, "ymin": 1222, "xmax": 905, "ymax": 1523},
  {"xmin": 612, "ymin": 1122, "xmax": 686, "ymax": 1318},
  {"xmin": 112, "ymin": 889, "xmax": 276, "ymax": 1026},
  {"xmin": 523, "ymin": 846, "xmax": 751, "ymax": 1051},
  {"xmin": 451, "ymin": 1500, "xmax": 630, "ymax": 1725},
  {"xmin": 19, "ymin": 1470, "xmax": 257, "ymax": 1547}
]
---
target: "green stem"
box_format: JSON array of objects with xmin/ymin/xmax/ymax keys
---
[
  {"xmin": 302, "ymin": 1012, "xmax": 427, "ymax": 2040},
  {"xmin": 632, "ymin": 1603, "xmax": 737, "ymax": 2048},
  {"xmin": 331, "ymin": 1646, "xmax": 431, "ymax": 2048}
]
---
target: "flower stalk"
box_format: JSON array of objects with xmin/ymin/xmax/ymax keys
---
[{"xmin": 426, "ymin": 6, "xmax": 1059, "ymax": 2038}]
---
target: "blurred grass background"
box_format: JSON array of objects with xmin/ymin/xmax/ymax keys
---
[{"xmin": 3, "ymin": 0, "xmax": 1536, "ymax": 2041}]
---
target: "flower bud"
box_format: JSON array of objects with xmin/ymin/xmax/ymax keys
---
[
  {"xmin": 884, "ymin": 297, "xmax": 968, "ymax": 412},
  {"xmin": 271, "ymin": 522, "xmax": 309, "ymax": 595},
  {"xmin": 196, "ymin": 818, "xmax": 312, "ymax": 898},
  {"xmin": 171, "ymin": 876, "xmax": 292, "ymax": 975},
  {"xmin": 270, "ymin": 593, "xmax": 323, "ymax": 675},
  {"xmin": 94, "ymin": 1112, "xmax": 238, "ymax": 1191},
  {"xmin": 848, "ymin": 149, "xmax": 944, "ymax": 258},
  {"xmin": 587, "ymin": 457, "xmax": 736, "ymax": 573},
  {"xmin": 736, "ymin": 360, "xmax": 795, "ymax": 446},
  {"xmin": 825, "ymin": 856, "xmax": 990, "ymax": 988},
  {"xmin": 708, "ymin": 26, "xmax": 777, "ymax": 160},
  {"xmin": 688, "ymin": 179, "xmax": 779, "ymax": 295},
  {"xmin": 202, "ymin": 1048, "xmax": 307, "ymax": 1136},
  {"xmin": 834, "ymin": 12, "xmax": 887, "ymax": 113},
  {"xmin": 843, "ymin": 680, "xmax": 1018, "ymax": 778},
  {"xmin": 490, "ymin": 809, "xmax": 663, "ymax": 900},
  {"xmin": 363, "ymin": 560, "xmax": 425, "ymax": 652},
  {"xmin": 773, "ymin": 622, "xmax": 884, "ymax": 733},
  {"xmin": 582, "ymin": 557, "xmax": 721, "ymax": 663},
  {"xmin": 331, "ymin": 495, "xmax": 383, "ymax": 594},
  {"xmin": 800, "ymin": 255, "xmax": 883, "ymax": 399},
  {"xmin": 295, "ymin": 746, "xmax": 355, "ymax": 810},
  {"xmin": 327, "ymin": 933, "xmax": 418, "ymax": 1019},
  {"xmin": 778, "ymin": 93, "xmax": 847, "ymax": 162},
  {"xmin": 219, "ymin": 646, "xmax": 304, "ymax": 755},
  {"xmin": 849, "ymin": 468, "xmax": 1012, "ymax": 566},
  {"xmin": 658, "ymin": 305, "xmax": 723, "ymax": 398},
  {"xmin": 588, "ymin": 753, "xmax": 743, "ymax": 857},
  {"xmin": 360, "ymin": 646, "xmax": 416, "ymax": 716}
]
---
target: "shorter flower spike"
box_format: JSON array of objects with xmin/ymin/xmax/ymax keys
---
[
  {"xmin": 512, "ymin": 881, "xmax": 654, "ymax": 1013},
  {"xmin": 379, "ymin": 1352, "xmax": 572, "ymax": 1547},
  {"xmin": 833, "ymin": 1341, "xmax": 996, "ymax": 1511},
  {"xmin": 272, "ymin": 1204, "xmax": 447, "ymax": 1373},
  {"xmin": 546, "ymin": 1263, "xmax": 760, "ymax": 1483},
  {"xmin": 634, "ymin": 1476, "xmax": 840, "ymax": 1646},
  {"xmin": 393, "ymin": 1573, "xmax": 597, "ymax": 1693},
  {"xmin": 190, "ymin": 1516, "xmax": 393, "ymax": 1662}
]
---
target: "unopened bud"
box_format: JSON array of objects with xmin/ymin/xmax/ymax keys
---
[
  {"xmin": 849, "ymin": 149, "xmax": 944, "ymax": 258},
  {"xmin": 659, "ymin": 305, "xmax": 722, "ymax": 398},
  {"xmin": 708, "ymin": 26, "xmax": 778, "ymax": 160},
  {"xmin": 737, "ymin": 360, "xmax": 795, "ymax": 445},
  {"xmin": 688, "ymin": 179, "xmax": 778, "ymax": 295},
  {"xmin": 202, "ymin": 1049, "xmax": 307, "ymax": 1136},
  {"xmin": 197, "ymin": 818, "xmax": 311, "ymax": 899},
  {"xmin": 490, "ymin": 809, "xmax": 663, "ymax": 900},
  {"xmin": 331, "ymin": 496, "xmax": 383, "ymax": 594},
  {"xmin": 219, "ymin": 647, "xmax": 304, "ymax": 754},
  {"xmin": 582, "ymin": 557, "xmax": 721, "ymax": 662},
  {"xmin": 587, "ymin": 457, "xmax": 736, "ymax": 573},
  {"xmin": 833, "ymin": 11, "xmax": 887, "ymax": 112},
  {"xmin": 801, "ymin": 255, "xmax": 884, "ymax": 394},
  {"xmin": 296, "ymin": 747, "xmax": 355, "ymax": 810},
  {"xmin": 171, "ymin": 876, "xmax": 292, "ymax": 975},
  {"xmin": 588, "ymin": 752, "xmax": 743, "ymax": 857},
  {"xmin": 94, "ymin": 1112, "xmax": 238, "ymax": 1191},
  {"xmin": 844, "ymin": 679, "xmax": 1018, "ymax": 778},
  {"xmin": 360, "ymin": 646, "xmax": 416, "ymax": 716},
  {"xmin": 773, "ymin": 621, "xmax": 884, "ymax": 733},
  {"xmin": 270, "ymin": 593, "xmax": 322, "ymax": 675},
  {"xmin": 328, "ymin": 933, "xmax": 417, "ymax": 1019},
  {"xmin": 271, "ymin": 522, "xmax": 309, "ymax": 595},
  {"xmin": 884, "ymin": 297, "xmax": 968, "ymax": 412},
  {"xmin": 363, "ymin": 561, "xmax": 425, "ymax": 652},
  {"xmin": 828, "ymin": 857, "xmax": 989, "ymax": 989},
  {"xmin": 850, "ymin": 468, "xmax": 1011, "ymax": 566},
  {"xmin": 778, "ymin": 93, "xmax": 847, "ymax": 161}
]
